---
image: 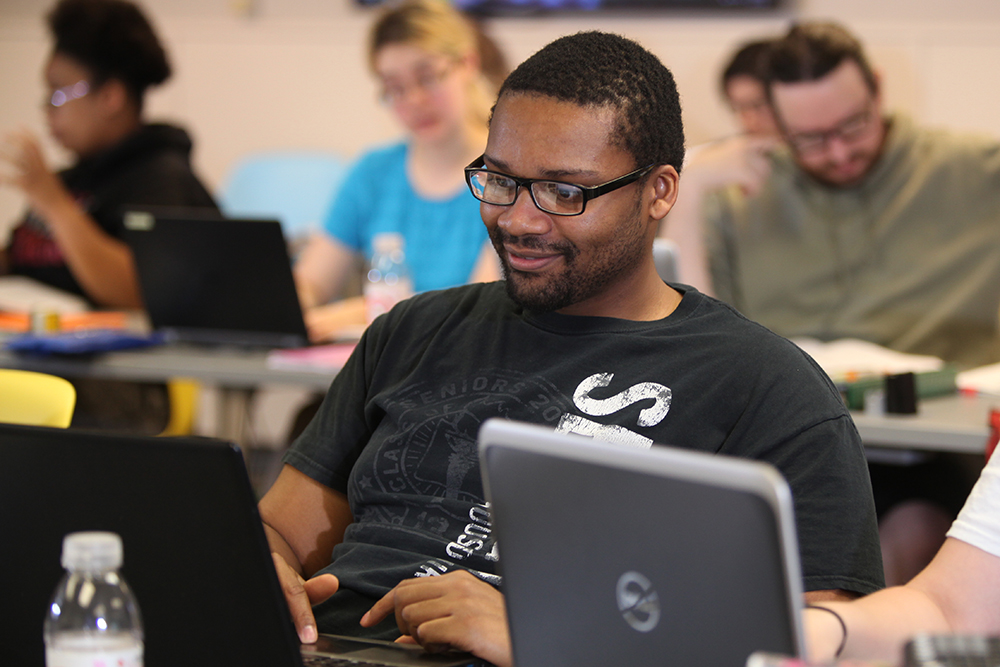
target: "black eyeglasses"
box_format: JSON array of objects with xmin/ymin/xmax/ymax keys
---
[
  {"xmin": 784, "ymin": 100, "xmax": 878, "ymax": 155},
  {"xmin": 464, "ymin": 155, "xmax": 656, "ymax": 216}
]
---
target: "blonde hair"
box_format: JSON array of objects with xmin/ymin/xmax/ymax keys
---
[{"xmin": 368, "ymin": 0, "xmax": 503, "ymax": 125}]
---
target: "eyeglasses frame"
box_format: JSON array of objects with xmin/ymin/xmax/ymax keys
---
[
  {"xmin": 48, "ymin": 80, "xmax": 90, "ymax": 108},
  {"xmin": 378, "ymin": 59, "xmax": 460, "ymax": 107},
  {"xmin": 782, "ymin": 97, "xmax": 879, "ymax": 156},
  {"xmin": 464, "ymin": 155, "xmax": 657, "ymax": 217}
]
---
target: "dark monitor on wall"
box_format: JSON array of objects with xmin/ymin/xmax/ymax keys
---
[{"xmin": 356, "ymin": 0, "xmax": 780, "ymax": 14}]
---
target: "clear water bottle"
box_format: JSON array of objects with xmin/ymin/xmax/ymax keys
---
[
  {"xmin": 364, "ymin": 232, "xmax": 413, "ymax": 324},
  {"xmin": 44, "ymin": 531, "xmax": 144, "ymax": 667}
]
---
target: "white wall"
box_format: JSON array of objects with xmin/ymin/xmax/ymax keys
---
[{"xmin": 3, "ymin": 0, "xmax": 1000, "ymax": 238}]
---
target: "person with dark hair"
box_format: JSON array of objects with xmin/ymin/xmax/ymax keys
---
[
  {"xmin": 721, "ymin": 38, "xmax": 779, "ymax": 138},
  {"xmin": 0, "ymin": 0, "xmax": 217, "ymax": 433},
  {"xmin": 260, "ymin": 30, "xmax": 883, "ymax": 667},
  {"xmin": 683, "ymin": 20, "xmax": 1000, "ymax": 587},
  {"xmin": 707, "ymin": 19, "xmax": 1000, "ymax": 368},
  {"xmin": 0, "ymin": 0, "xmax": 216, "ymax": 309},
  {"xmin": 659, "ymin": 36, "xmax": 780, "ymax": 290}
]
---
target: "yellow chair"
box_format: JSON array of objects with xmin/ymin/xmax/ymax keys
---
[
  {"xmin": 0, "ymin": 369, "xmax": 76, "ymax": 428},
  {"xmin": 160, "ymin": 378, "xmax": 200, "ymax": 437}
]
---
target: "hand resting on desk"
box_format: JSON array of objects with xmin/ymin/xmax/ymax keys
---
[{"xmin": 303, "ymin": 296, "xmax": 367, "ymax": 343}]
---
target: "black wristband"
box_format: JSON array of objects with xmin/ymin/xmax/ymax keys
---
[{"xmin": 807, "ymin": 604, "xmax": 848, "ymax": 658}]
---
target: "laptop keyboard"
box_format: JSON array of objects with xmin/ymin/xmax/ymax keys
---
[
  {"xmin": 905, "ymin": 635, "xmax": 1000, "ymax": 667},
  {"xmin": 302, "ymin": 654, "xmax": 398, "ymax": 667}
]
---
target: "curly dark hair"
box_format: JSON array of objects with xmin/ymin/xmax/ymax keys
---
[
  {"xmin": 496, "ymin": 31, "xmax": 685, "ymax": 173},
  {"xmin": 48, "ymin": 0, "xmax": 171, "ymax": 108},
  {"xmin": 766, "ymin": 21, "xmax": 877, "ymax": 96}
]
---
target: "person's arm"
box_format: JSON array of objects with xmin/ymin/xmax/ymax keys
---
[
  {"xmin": 805, "ymin": 590, "xmax": 860, "ymax": 604},
  {"xmin": 659, "ymin": 135, "xmax": 777, "ymax": 295},
  {"xmin": 806, "ymin": 537, "xmax": 1000, "ymax": 663},
  {"xmin": 361, "ymin": 570, "xmax": 513, "ymax": 667},
  {"xmin": 259, "ymin": 464, "xmax": 354, "ymax": 643},
  {"xmin": 303, "ymin": 297, "xmax": 367, "ymax": 343},
  {"xmin": 468, "ymin": 240, "xmax": 501, "ymax": 283},
  {"xmin": 294, "ymin": 232, "xmax": 367, "ymax": 342},
  {"xmin": 294, "ymin": 231, "xmax": 359, "ymax": 309},
  {"xmin": 1, "ymin": 129, "xmax": 141, "ymax": 307}
]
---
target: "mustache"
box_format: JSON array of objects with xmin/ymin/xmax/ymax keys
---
[{"xmin": 489, "ymin": 228, "xmax": 578, "ymax": 258}]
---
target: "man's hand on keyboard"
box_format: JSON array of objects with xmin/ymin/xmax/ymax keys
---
[
  {"xmin": 360, "ymin": 570, "xmax": 512, "ymax": 667},
  {"xmin": 272, "ymin": 552, "xmax": 340, "ymax": 644}
]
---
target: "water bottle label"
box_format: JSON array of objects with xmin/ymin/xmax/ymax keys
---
[{"xmin": 46, "ymin": 635, "xmax": 143, "ymax": 667}]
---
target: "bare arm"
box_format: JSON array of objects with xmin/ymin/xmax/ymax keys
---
[
  {"xmin": 804, "ymin": 589, "xmax": 859, "ymax": 604},
  {"xmin": 1, "ymin": 129, "xmax": 141, "ymax": 307},
  {"xmin": 259, "ymin": 464, "xmax": 354, "ymax": 643},
  {"xmin": 294, "ymin": 231, "xmax": 358, "ymax": 308},
  {"xmin": 806, "ymin": 538, "xmax": 1000, "ymax": 663},
  {"xmin": 659, "ymin": 135, "xmax": 777, "ymax": 295},
  {"xmin": 468, "ymin": 240, "xmax": 501, "ymax": 283}
]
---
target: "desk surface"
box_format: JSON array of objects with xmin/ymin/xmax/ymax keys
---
[
  {"xmin": 0, "ymin": 342, "xmax": 338, "ymax": 391},
  {"xmin": 3, "ymin": 340, "xmax": 995, "ymax": 454},
  {"xmin": 851, "ymin": 392, "xmax": 994, "ymax": 454}
]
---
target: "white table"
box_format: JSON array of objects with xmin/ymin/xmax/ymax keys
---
[
  {"xmin": 0, "ymin": 342, "xmax": 341, "ymax": 444},
  {"xmin": 850, "ymin": 392, "xmax": 994, "ymax": 456}
]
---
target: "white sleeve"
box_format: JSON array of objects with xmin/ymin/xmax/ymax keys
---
[{"xmin": 947, "ymin": 452, "xmax": 1000, "ymax": 558}]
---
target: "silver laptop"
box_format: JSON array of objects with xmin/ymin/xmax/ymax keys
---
[
  {"xmin": 477, "ymin": 418, "xmax": 806, "ymax": 667},
  {"xmin": 0, "ymin": 423, "xmax": 486, "ymax": 667}
]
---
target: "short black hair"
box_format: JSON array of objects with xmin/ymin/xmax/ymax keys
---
[
  {"xmin": 496, "ymin": 31, "xmax": 685, "ymax": 173},
  {"xmin": 720, "ymin": 39, "xmax": 774, "ymax": 93},
  {"xmin": 766, "ymin": 21, "xmax": 877, "ymax": 95},
  {"xmin": 48, "ymin": 0, "xmax": 171, "ymax": 108}
]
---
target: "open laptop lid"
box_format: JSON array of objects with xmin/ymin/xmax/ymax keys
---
[
  {"xmin": 0, "ymin": 424, "xmax": 490, "ymax": 667},
  {"xmin": 478, "ymin": 418, "xmax": 806, "ymax": 667},
  {"xmin": 123, "ymin": 208, "xmax": 308, "ymax": 347},
  {"xmin": 0, "ymin": 424, "xmax": 303, "ymax": 667}
]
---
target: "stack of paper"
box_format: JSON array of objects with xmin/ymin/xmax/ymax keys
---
[
  {"xmin": 266, "ymin": 343, "xmax": 356, "ymax": 373},
  {"xmin": 0, "ymin": 275, "xmax": 89, "ymax": 314},
  {"xmin": 791, "ymin": 337, "xmax": 945, "ymax": 383},
  {"xmin": 957, "ymin": 363, "xmax": 1000, "ymax": 396}
]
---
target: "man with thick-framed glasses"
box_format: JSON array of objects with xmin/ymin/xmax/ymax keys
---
[
  {"xmin": 260, "ymin": 30, "xmax": 883, "ymax": 667},
  {"xmin": 675, "ymin": 21, "xmax": 1000, "ymax": 589}
]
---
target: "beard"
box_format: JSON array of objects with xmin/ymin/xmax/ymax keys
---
[{"xmin": 490, "ymin": 196, "xmax": 648, "ymax": 313}]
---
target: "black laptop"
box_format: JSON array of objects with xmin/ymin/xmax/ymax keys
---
[
  {"xmin": 0, "ymin": 424, "xmax": 485, "ymax": 667},
  {"xmin": 123, "ymin": 209, "xmax": 309, "ymax": 347}
]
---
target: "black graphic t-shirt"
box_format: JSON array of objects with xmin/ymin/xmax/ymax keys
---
[{"xmin": 285, "ymin": 282, "xmax": 883, "ymax": 638}]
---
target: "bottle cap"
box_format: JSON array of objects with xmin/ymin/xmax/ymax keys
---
[{"xmin": 61, "ymin": 531, "xmax": 123, "ymax": 571}]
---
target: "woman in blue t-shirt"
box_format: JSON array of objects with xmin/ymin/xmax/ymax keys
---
[{"xmin": 294, "ymin": 0, "xmax": 503, "ymax": 342}]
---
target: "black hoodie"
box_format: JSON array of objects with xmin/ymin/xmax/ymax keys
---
[{"xmin": 7, "ymin": 123, "xmax": 218, "ymax": 301}]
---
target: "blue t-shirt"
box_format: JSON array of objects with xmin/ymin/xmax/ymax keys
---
[{"xmin": 322, "ymin": 142, "xmax": 488, "ymax": 293}]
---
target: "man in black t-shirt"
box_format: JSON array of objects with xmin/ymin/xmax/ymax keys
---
[{"xmin": 259, "ymin": 31, "xmax": 884, "ymax": 667}]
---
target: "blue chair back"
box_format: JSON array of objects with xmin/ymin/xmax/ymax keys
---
[{"xmin": 218, "ymin": 151, "xmax": 348, "ymax": 241}]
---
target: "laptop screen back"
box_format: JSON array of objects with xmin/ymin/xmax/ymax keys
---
[
  {"xmin": 478, "ymin": 418, "xmax": 805, "ymax": 667},
  {"xmin": 124, "ymin": 210, "xmax": 308, "ymax": 347},
  {"xmin": 0, "ymin": 424, "xmax": 302, "ymax": 667}
]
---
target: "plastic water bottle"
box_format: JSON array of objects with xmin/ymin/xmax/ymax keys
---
[
  {"xmin": 364, "ymin": 232, "xmax": 413, "ymax": 324},
  {"xmin": 44, "ymin": 531, "xmax": 144, "ymax": 667}
]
